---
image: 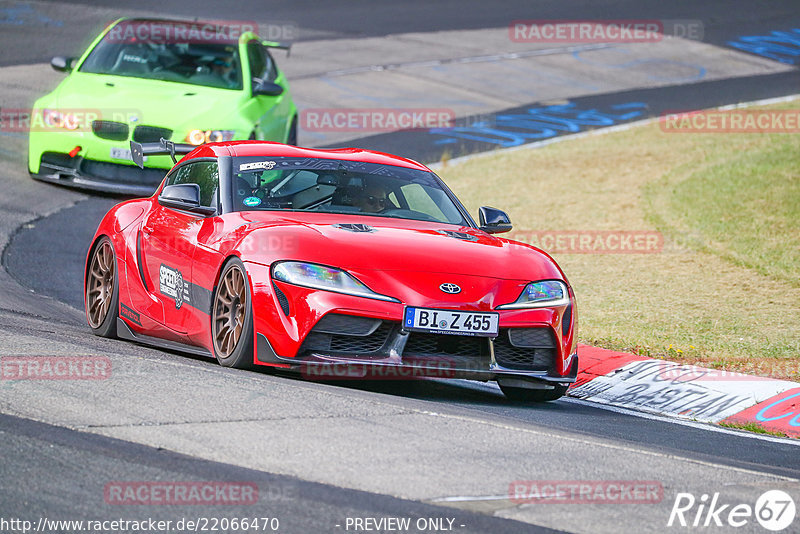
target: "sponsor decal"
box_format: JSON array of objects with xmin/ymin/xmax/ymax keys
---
[
  {"xmin": 159, "ymin": 264, "xmax": 189, "ymax": 309},
  {"xmin": 239, "ymin": 161, "xmax": 276, "ymax": 172},
  {"xmin": 243, "ymin": 196, "xmax": 262, "ymax": 207},
  {"xmin": 120, "ymin": 303, "xmax": 141, "ymax": 326}
]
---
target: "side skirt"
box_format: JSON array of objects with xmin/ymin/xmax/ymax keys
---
[{"xmin": 116, "ymin": 318, "xmax": 212, "ymax": 358}]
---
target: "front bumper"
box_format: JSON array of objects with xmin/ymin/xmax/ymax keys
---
[
  {"xmin": 31, "ymin": 151, "xmax": 168, "ymax": 196},
  {"xmin": 255, "ymin": 316, "xmax": 578, "ymax": 386}
]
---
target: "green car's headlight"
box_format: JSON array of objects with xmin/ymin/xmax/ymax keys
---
[
  {"xmin": 43, "ymin": 109, "xmax": 80, "ymax": 130},
  {"xmin": 497, "ymin": 280, "xmax": 570, "ymax": 309},
  {"xmin": 271, "ymin": 261, "xmax": 399, "ymax": 302},
  {"xmin": 186, "ymin": 129, "xmax": 236, "ymax": 145}
]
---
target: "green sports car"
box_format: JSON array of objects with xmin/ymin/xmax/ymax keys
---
[{"xmin": 28, "ymin": 18, "xmax": 298, "ymax": 195}]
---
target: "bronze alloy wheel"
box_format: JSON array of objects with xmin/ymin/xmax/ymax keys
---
[
  {"xmin": 86, "ymin": 239, "xmax": 116, "ymax": 329},
  {"xmin": 213, "ymin": 263, "xmax": 248, "ymax": 358}
]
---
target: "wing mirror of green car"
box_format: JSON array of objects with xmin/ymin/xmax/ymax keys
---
[
  {"xmin": 252, "ymin": 78, "xmax": 284, "ymax": 97},
  {"xmin": 50, "ymin": 56, "xmax": 75, "ymax": 73}
]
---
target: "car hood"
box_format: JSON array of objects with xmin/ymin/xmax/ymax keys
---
[
  {"xmin": 233, "ymin": 212, "xmax": 565, "ymax": 283},
  {"xmin": 47, "ymin": 72, "xmax": 243, "ymax": 129}
]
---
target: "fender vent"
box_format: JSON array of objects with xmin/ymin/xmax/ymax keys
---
[
  {"xmin": 333, "ymin": 223, "xmax": 374, "ymax": 233},
  {"xmin": 273, "ymin": 282, "xmax": 290, "ymax": 315},
  {"xmin": 437, "ymin": 230, "xmax": 478, "ymax": 241}
]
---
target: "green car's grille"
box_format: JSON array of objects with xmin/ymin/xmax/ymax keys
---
[
  {"xmin": 91, "ymin": 120, "xmax": 129, "ymax": 141},
  {"xmin": 133, "ymin": 126, "xmax": 173, "ymax": 143}
]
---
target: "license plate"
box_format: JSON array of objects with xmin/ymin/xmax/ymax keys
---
[
  {"xmin": 403, "ymin": 307, "xmax": 499, "ymax": 337},
  {"xmin": 110, "ymin": 147, "xmax": 146, "ymax": 162},
  {"xmin": 110, "ymin": 147, "xmax": 132, "ymax": 161}
]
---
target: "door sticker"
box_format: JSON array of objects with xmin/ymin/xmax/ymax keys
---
[{"xmin": 159, "ymin": 264, "xmax": 190, "ymax": 309}]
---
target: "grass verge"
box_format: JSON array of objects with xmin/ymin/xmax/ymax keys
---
[{"xmin": 439, "ymin": 99, "xmax": 800, "ymax": 380}]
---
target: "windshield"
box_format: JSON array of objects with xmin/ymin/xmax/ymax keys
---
[
  {"xmin": 79, "ymin": 20, "xmax": 243, "ymax": 90},
  {"xmin": 231, "ymin": 157, "xmax": 469, "ymax": 226}
]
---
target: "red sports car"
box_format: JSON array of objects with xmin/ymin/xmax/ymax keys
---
[{"xmin": 85, "ymin": 139, "xmax": 578, "ymax": 401}]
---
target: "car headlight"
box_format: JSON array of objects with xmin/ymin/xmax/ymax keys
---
[
  {"xmin": 185, "ymin": 129, "xmax": 236, "ymax": 145},
  {"xmin": 43, "ymin": 109, "xmax": 80, "ymax": 130},
  {"xmin": 271, "ymin": 261, "xmax": 399, "ymax": 302},
  {"xmin": 496, "ymin": 280, "xmax": 570, "ymax": 309}
]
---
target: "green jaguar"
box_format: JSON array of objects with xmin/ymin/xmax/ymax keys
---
[{"xmin": 28, "ymin": 18, "xmax": 298, "ymax": 195}]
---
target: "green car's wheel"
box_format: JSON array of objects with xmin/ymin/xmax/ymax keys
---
[{"xmin": 287, "ymin": 116, "xmax": 298, "ymax": 145}]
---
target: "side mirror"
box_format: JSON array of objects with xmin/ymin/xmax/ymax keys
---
[
  {"xmin": 159, "ymin": 184, "xmax": 216, "ymax": 215},
  {"xmin": 50, "ymin": 56, "xmax": 74, "ymax": 73},
  {"xmin": 252, "ymin": 78, "xmax": 284, "ymax": 97},
  {"xmin": 478, "ymin": 206, "xmax": 512, "ymax": 234}
]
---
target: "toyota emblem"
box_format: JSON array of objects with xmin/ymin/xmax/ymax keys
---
[{"xmin": 439, "ymin": 283, "xmax": 461, "ymax": 294}]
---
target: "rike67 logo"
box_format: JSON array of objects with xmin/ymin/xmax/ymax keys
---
[{"xmin": 668, "ymin": 490, "xmax": 796, "ymax": 531}]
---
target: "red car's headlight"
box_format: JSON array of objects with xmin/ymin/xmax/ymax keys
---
[
  {"xmin": 271, "ymin": 261, "xmax": 399, "ymax": 303},
  {"xmin": 496, "ymin": 280, "xmax": 570, "ymax": 309}
]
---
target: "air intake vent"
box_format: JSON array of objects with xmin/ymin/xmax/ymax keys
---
[
  {"xmin": 333, "ymin": 223, "xmax": 374, "ymax": 233},
  {"xmin": 92, "ymin": 120, "xmax": 129, "ymax": 141},
  {"xmin": 133, "ymin": 125, "xmax": 173, "ymax": 143},
  {"xmin": 437, "ymin": 230, "xmax": 478, "ymax": 241}
]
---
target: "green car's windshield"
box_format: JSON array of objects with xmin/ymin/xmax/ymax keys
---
[
  {"xmin": 80, "ymin": 20, "xmax": 243, "ymax": 90},
  {"xmin": 231, "ymin": 157, "xmax": 469, "ymax": 226}
]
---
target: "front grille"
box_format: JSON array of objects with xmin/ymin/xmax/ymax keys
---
[
  {"xmin": 299, "ymin": 320, "xmax": 393, "ymax": 356},
  {"xmin": 494, "ymin": 328, "xmax": 557, "ymax": 371},
  {"xmin": 404, "ymin": 333, "xmax": 488, "ymax": 358},
  {"xmin": 92, "ymin": 120, "xmax": 129, "ymax": 141},
  {"xmin": 508, "ymin": 327, "xmax": 556, "ymax": 348},
  {"xmin": 313, "ymin": 314, "xmax": 381, "ymax": 336},
  {"xmin": 133, "ymin": 125, "xmax": 173, "ymax": 143},
  {"xmin": 40, "ymin": 151, "xmax": 76, "ymax": 170}
]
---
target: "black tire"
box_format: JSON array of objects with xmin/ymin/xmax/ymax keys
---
[
  {"xmin": 85, "ymin": 236, "xmax": 119, "ymax": 338},
  {"xmin": 211, "ymin": 257, "xmax": 254, "ymax": 369},
  {"xmin": 499, "ymin": 383, "xmax": 568, "ymax": 402},
  {"xmin": 286, "ymin": 116, "xmax": 298, "ymax": 145}
]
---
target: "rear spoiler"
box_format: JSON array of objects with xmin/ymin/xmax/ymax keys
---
[
  {"xmin": 130, "ymin": 138, "xmax": 195, "ymax": 168},
  {"xmin": 262, "ymin": 40, "xmax": 291, "ymax": 57}
]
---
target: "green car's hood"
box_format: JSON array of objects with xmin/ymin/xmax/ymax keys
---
[{"xmin": 48, "ymin": 72, "xmax": 245, "ymax": 132}]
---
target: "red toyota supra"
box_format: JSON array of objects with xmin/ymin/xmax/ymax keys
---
[{"xmin": 85, "ymin": 139, "xmax": 578, "ymax": 401}]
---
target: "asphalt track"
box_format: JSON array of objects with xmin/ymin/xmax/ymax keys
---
[{"xmin": 2, "ymin": 1, "xmax": 800, "ymax": 533}]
